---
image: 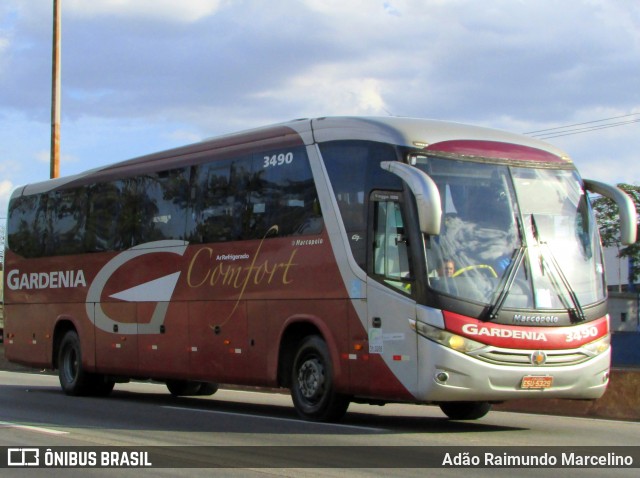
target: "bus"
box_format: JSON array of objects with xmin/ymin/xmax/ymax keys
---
[{"xmin": 4, "ymin": 117, "xmax": 637, "ymax": 422}]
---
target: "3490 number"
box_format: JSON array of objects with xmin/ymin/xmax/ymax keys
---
[
  {"xmin": 566, "ymin": 326, "xmax": 599, "ymax": 343},
  {"xmin": 263, "ymin": 152, "xmax": 294, "ymax": 168}
]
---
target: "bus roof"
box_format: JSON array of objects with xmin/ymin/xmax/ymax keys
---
[
  {"xmin": 310, "ymin": 117, "xmax": 571, "ymax": 163},
  {"xmin": 14, "ymin": 116, "xmax": 572, "ymax": 198}
]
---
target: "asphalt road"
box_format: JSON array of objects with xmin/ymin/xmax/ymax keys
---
[{"xmin": 0, "ymin": 370, "xmax": 638, "ymax": 477}]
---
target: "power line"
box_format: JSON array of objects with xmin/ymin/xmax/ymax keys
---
[
  {"xmin": 531, "ymin": 119, "xmax": 640, "ymax": 140},
  {"xmin": 524, "ymin": 113, "xmax": 640, "ymax": 140}
]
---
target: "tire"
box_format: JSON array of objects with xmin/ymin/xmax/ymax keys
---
[
  {"xmin": 290, "ymin": 335, "xmax": 349, "ymax": 422},
  {"xmin": 58, "ymin": 330, "xmax": 114, "ymax": 397},
  {"xmin": 90, "ymin": 376, "xmax": 116, "ymax": 397},
  {"xmin": 439, "ymin": 401, "xmax": 492, "ymax": 420},
  {"xmin": 196, "ymin": 382, "xmax": 219, "ymax": 396},
  {"xmin": 166, "ymin": 380, "xmax": 217, "ymax": 396}
]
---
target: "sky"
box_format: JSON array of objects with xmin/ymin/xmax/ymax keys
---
[{"xmin": 0, "ymin": 0, "xmax": 639, "ymax": 218}]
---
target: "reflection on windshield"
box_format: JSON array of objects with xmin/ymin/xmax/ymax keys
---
[
  {"xmin": 414, "ymin": 156, "xmax": 605, "ymax": 310},
  {"xmin": 513, "ymin": 168, "xmax": 605, "ymax": 309},
  {"xmin": 416, "ymin": 157, "xmax": 520, "ymax": 304}
]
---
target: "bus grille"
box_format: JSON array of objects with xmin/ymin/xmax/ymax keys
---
[{"xmin": 470, "ymin": 347, "xmax": 592, "ymax": 367}]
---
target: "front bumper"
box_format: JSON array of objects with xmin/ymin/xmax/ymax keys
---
[{"xmin": 416, "ymin": 338, "xmax": 610, "ymax": 402}]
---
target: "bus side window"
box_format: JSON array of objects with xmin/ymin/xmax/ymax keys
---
[
  {"xmin": 250, "ymin": 146, "xmax": 322, "ymax": 239},
  {"xmin": 86, "ymin": 180, "xmax": 137, "ymax": 252},
  {"xmin": 46, "ymin": 188, "xmax": 88, "ymax": 256},
  {"xmin": 189, "ymin": 157, "xmax": 252, "ymax": 243},
  {"xmin": 372, "ymin": 195, "xmax": 412, "ymax": 292},
  {"xmin": 136, "ymin": 168, "xmax": 190, "ymax": 243},
  {"xmin": 7, "ymin": 194, "xmax": 46, "ymax": 258},
  {"xmin": 188, "ymin": 147, "xmax": 321, "ymax": 245},
  {"xmin": 320, "ymin": 140, "xmax": 402, "ymax": 270}
]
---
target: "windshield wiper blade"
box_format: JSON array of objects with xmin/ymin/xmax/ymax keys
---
[
  {"xmin": 539, "ymin": 243, "xmax": 586, "ymax": 323},
  {"xmin": 484, "ymin": 246, "xmax": 525, "ymax": 321},
  {"xmin": 530, "ymin": 215, "xmax": 586, "ymax": 323},
  {"xmin": 484, "ymin": 206, "xmax": 528, "ymax": 322}
]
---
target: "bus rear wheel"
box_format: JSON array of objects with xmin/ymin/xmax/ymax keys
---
[
  {"xmin": 439, "ymin": 401, "xmax": 492, "ymax": 420},
  {"xmin": 58, "ymin": 330, "xmax": 114, "ymax": 397},
  {"xmin": 290, "ymin": 336, "xmax": 349, "ymax": 422},
  {"xmin": 166, "ymin": 380, "xmax": 218, "ymax": 396}
]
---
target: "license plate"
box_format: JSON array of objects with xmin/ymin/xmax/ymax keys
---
[{"xmin": 521, "ymin": 375, "xmax": 553, "ymax": 389}]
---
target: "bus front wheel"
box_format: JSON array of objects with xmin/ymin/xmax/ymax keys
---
[
  {"xmin": 439, "ymin": 401, "xmax": 492, "ymax": 420},
  {"xmin": 290, "ymin": 336, "xmax": 349, "ymax": 422}
]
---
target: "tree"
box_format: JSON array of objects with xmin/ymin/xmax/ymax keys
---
[{"xmin": 592, "ymin": 183, "xmax": 640, "ymax": 286}]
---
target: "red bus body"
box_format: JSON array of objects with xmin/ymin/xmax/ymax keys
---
[{"xmin": 4, "ymin": 117, "xmax": 636, "ymax": 422}]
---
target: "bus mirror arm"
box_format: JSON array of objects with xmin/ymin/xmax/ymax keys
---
[
  {"xmin": 380, "ymin": 161, "xmax": 442, "ymax": 236},
  {"xmin": 584, "ymin": 179, "xmax": 637, "ymax": 245}
]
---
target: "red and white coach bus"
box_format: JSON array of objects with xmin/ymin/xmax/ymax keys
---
[{"xmin": 4, "ymin": 117, "xmax": 637, "ymax": 422}]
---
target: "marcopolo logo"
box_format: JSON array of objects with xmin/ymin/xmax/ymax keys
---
[{"xmin": 85, "ymin": 240, "xmax": 189, "ymax": 335}]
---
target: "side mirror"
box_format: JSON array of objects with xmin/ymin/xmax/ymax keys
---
[
  {"xmin": 584, "ymin": 179, "xmax": 637, "ymax": 245},
  {"xmin": 380, "ymin": 161, "xmax": 442, "ymax": 236}
]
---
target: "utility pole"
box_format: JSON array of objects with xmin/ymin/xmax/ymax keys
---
[{"xmin": 50, "ymin": 0, "xmax": 61, "ymax": 179}]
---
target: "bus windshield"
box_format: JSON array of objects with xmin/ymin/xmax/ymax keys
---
[{"xmin": 414, "ymin": 156, "xmax": 605, "ymax": 311}]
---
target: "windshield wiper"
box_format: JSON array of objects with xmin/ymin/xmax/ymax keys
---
[
  {"xmin": 484, "ymin": 246, "xmax": 525, "ymax": 321},
  {"xmin": 538, "ymin": 243, "xmax": 586, "ymax": 323},
  {"xmin": 531, "ymin": 215, "xmax": 586, "ymax": 323},
  {"xmin": 484, "ymin": 207, "xmax": 527, "ymax": 322}
]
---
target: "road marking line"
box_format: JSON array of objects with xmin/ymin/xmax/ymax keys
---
[
  {"xmin": 162, "ymin": 406, "xmax": 384, "ymax": 432},
  {"xmin": 0, "ymin": 420, "xmax": 68, "ymax": 436}
]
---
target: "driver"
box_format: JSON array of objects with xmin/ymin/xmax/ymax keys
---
[{"xmin": 438, "ymin": 258, "xmax": 456, "ymax": 278}]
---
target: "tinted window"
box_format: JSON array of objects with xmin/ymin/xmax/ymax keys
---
[
  {"xmin": 7, "ymin": 194, "xmax": 46, "ymax": 258},
  {"xmin": 46, "ymin": 188, "xmax": 88, "ymax": 256},
  {"xmin": 86, "ymin": 180, "xmax": 137, "ymax": 252},
  {"xmin": 372, "ymin": 194, "xmax": 412, "ymax": 294},
  {"xmin": 250, "ymin": 147, "xmax": 322, "ymax": 239},
  {"xmin": 189, "ymin": 145, "xmax": 321, "ymax": 243},
  {"xmin": 135, "ymin": 168, "xmax": 190, "ymax": 243},
  {"xmin": 189, "ymin": 156, "xmax": 252, "ymax": 243},
  {"xmin": 320, "ymin": 140, "xmax": 401, "ymax": 267},
  {"xmin": 7, "ymin": 146, "xmax": 320, "ymax": 258}
]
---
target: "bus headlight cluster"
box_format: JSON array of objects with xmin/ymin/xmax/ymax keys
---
[
  {"xmin": 583, "ymin": 334, "xmax": 610, "ymax": 356},
  {"xmin": 409, "ymin": 320, "xmax": 485, "ymax": 353}
]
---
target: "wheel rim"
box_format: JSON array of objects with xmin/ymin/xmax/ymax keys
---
[
  {"xmin": 297, "ymin": 356, "xmax": 325, "ymax": 403},
  {"xmin": 62, "ymin": 346, "xmax": 78, "ymax": 384}
]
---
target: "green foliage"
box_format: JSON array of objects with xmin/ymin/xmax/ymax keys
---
[{"xmin": 592, "ymin": 183, "xmax": 640, "ymax": 284}]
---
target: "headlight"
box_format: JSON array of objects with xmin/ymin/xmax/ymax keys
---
[
  {"xmin": 583, "ymin": 334, "xmax": 610, "ymax": 356},
  {"xmin": 409, "ymin": 319, "xmax": 485, "ymax": 353}
]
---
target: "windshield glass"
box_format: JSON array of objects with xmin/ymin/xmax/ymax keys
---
[
  {"xmin": 416, "ymin": 157, "xmax": 520, "ymax": 304},
  {"xmin": 413, "ymin": 156, "xmax": 605, "ymax": 309},
  {"xmin": 511, "ymin": 167, "xmax": 605, "ymax": 309}
]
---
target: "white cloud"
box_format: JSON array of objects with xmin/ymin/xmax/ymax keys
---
[
  {"xmin": 1, "ymin": 0, "xmax": 639, "ymax": 191},
  {"xmin": 0, "ymin": 179, "xmax": 15, "ymax": 217},
  {"xmin": 253, "ymin": 64, "xmax": 390, "ymax": 117},
  {"xmin": 64, "ymin": 0, "xmax": 227, "ymax": 23},
  {"xmin": 0, "ymin": 179, "xmax": 14, "ymax": 197},
  {"xmin": 35, "ymin": 150, "xmax": 49, "ymax": 164},
  {"xmin": 168, "ymin": 129, "xmax": 203, "ymax": 144},
  {"xmin": 36, "ymin": 150, "xmax": 79, "ymax": 166}
]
